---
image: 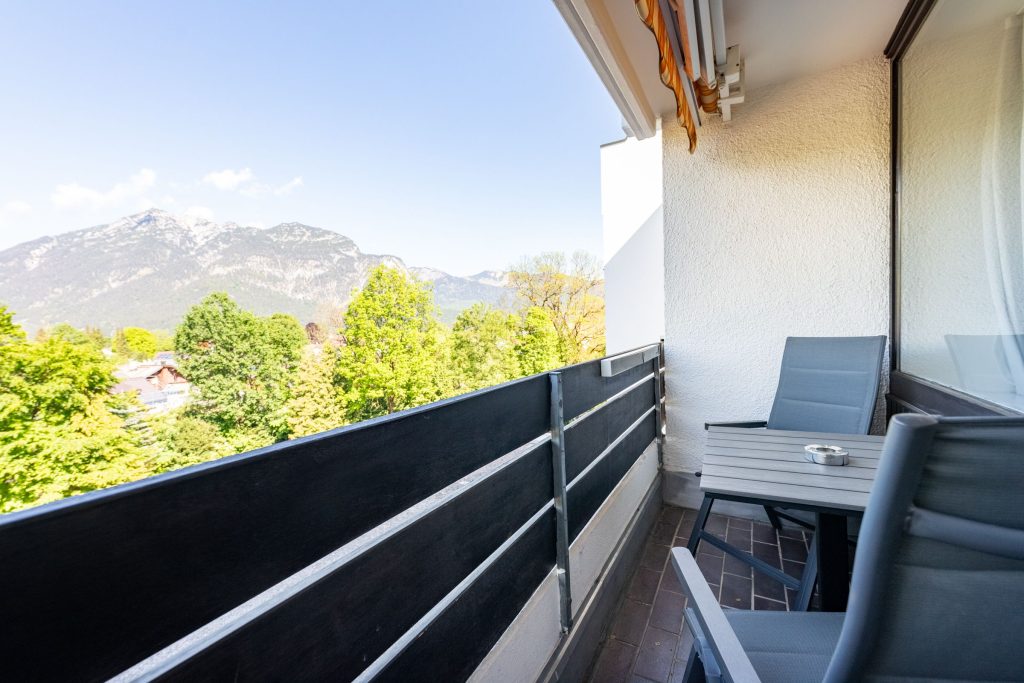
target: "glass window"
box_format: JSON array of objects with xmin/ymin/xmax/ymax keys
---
[{"xmin": 899, "ymin": 0, "xmax": 1024, "ymax": 411}]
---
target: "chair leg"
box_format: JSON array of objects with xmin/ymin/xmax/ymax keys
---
[
  {"xmin": 682, "ymin": 645, "xmax": 707, "ymax": 683},
  {"xmin": 764, "ymin": 505, "xmax": 784, "ymax": 531},
  {"xmin": 792, "ymin": 533, "xmax": 819, "ymax": 611},
  {"xmin": 687, "ymin": 496, "xmax": 714, "ymax": 555}
]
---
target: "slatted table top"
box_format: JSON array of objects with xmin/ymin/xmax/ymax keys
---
[{"xmin": 700, "ymin": 426, "xmax": 886, "ymax": 512}]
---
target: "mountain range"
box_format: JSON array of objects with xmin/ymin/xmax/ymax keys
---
[{"xmin": 0, "ymin": 209, "xmax": 511, "ymax": 332}]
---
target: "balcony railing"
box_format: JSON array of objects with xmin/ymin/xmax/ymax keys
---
[{"xmin": 0, "ymin": 342, "xmax": 665, "ymax": 682}]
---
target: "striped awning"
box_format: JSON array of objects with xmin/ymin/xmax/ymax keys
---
[{"xmin": 634, "ymin": 0, "xmax": 697, "ymax": 152}]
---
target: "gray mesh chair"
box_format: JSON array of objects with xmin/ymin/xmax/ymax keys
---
[
  {"xmin": 688, "ymin": 336, "xmax": 886, "ymax": 609},
  {"xmin": 672, "ymin": 414, "xmax": 1024, "ymax": 683}
]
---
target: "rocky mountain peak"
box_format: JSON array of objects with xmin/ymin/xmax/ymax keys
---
[{"xmin": 0, "ymin": 210, "xmax": 509, "ymax": 332}]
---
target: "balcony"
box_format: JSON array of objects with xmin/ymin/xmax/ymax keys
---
[
  {"xmin": 0, "ymin": 344, "xmax": 668, "ymax": 682},
  {"xmin": 4, "ymin": 0, "xmax": 1024, "ymax": 680}
]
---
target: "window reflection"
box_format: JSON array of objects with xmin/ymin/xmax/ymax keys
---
[{"xmin": 900, "ymin": 0, "xmax": 1024, "ymax": 410}]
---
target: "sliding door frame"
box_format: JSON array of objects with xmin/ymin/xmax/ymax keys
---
[{"xmin": 884, "ymin": 0, "xmax": 1021, "ymax": 417}]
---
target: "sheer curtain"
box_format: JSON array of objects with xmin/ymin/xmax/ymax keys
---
[{"xmin": 981, "ymin": 13, "xmax": 1024, "ymax": 396}]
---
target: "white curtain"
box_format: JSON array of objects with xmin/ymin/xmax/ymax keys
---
[{"xmin": 980, "ymin": 14, "xmax": 1024, "ymax": 395}]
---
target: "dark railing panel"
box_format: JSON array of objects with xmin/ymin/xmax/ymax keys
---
[
  {"xmin": 0, "ymin": 374, "xmax": 550, "ymax": 683},
  {"xmin": 0, "ymin": 343, "xmax": 666, "ymax": 683},
  {"xmin": 564, "ymin": 376, "xmax": 655, "ymax": 482},
  {"xmin": 149, "ymin": 441, "xmax": 554, "ymax": 682},
  {"xmin": 567, "ymin": 410, "xmax": 657, "ymax": 541},
  {"xmin": 560, "ymin": 353, "xmax": 657, "ymax": 422},
  {"xmin": 377, "ymin": 510, "xmax": 557, "ymax": 682}
]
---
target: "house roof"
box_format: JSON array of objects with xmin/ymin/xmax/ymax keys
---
[
  {"xmin": 111, "ymin": 377, "xmax": 163, "ymax": 397},
  {"xmin": 116, "ymin": 362, "xmax": 186, "ymax": 383}
]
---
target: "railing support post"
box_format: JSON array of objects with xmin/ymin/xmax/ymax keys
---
[
  {"xmin": 548, "ymin": 371, "xmax": 573, "ymax": 633},
  {"xmin": 654, "ymin": 340, "xmax": 666, "ymax": 467}
]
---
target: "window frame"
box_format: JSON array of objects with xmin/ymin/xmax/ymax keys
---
[{"xmin": 884, "ymin": 0, "xmax": 1022, "ymax": 417}]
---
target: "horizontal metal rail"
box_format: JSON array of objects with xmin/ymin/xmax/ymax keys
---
[
  {"xmin": 564, "ymin": 371, "xmax": 656, "ymax": 433},
  {"xmin": 16, "ymin": 342, "xmax": 665, "ymax": 682},
  {"xmin": 116, "ymin": 437, "xmax": 555, "ymax": 680},
  {"xmin": 567, "ymin": 406, "xmax": 657, "ymax": 493},
  {"xmin": 353, "ymin": 499, "xmax": 557, "ymax": 682}
]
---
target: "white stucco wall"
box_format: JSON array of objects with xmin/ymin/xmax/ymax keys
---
[
  {"xmin": 661, "ymin": 57, "xmax": 891, "ymax": 476},
  {"xmin": 601, "ymin": 131, "xmax": 665, "ymax": 354}
]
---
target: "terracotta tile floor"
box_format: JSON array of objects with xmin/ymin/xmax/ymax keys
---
[{"xmin": 588, "ymin": 505, "xmax": 818, "ymax": 683}]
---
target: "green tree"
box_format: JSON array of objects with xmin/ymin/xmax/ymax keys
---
[
  {"xmin": 508, "ymin": 251, "xmax": 606, "ymax": 363},
  {"xmin": 174, "ymin": 293, "xmax": 306, "ymax": 442},
  {"xmin": 0, "ymin": 310, "xmax": 148, "ymax": 512},
  {"xmin": 516, "ymin": 307, "xmax": 561, "ymax": 375},
  {"xmin": 149, "ymin": 412, "xmax": 228, "ymax": 471},
  {"xmin": 264, "ymin": 313, "xmax": 307, "ymax": 368},
  {"xmin": 83, "ymin": 326, "xmax": 108, "ymax": 351},
  {"xmin": 0, "ymin": 306, "xmax": 24, "ymax": 347},
  {"xmin": 286, "ymin": 348, "xmax": 346, "ymax": 437},
  {"xmin": 123, "ymin": 327, "xmax": 158, "ymax": 359},
  {"xmin": 0, "ymin": 306, "xmax": 26, "ymax": 425},
  {"xmin": 111, "ymin": 328, "xmax": 130, "ymax": 358},
  {"xmin": 337, "ymin": 266, "xmax": 446, "ymax": 419},
  {"xmin": 450, "ymin": 303, "xmax": 519, "ymax": 392},
  {"xmin": 49, "ymin": 323, "xmax": 91, "ymax": 347},
  {"xmin": 151, "ymin": 329, "xmax": 175, "ymax": 352}
]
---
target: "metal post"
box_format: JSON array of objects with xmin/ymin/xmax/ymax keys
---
[
  {"xmin": 654, "ymin": 340, "xmax": 666, "ymax": 466},
  {"xmin": 548, "ymin": 371, "xmax": 573, "ymax": 633}
]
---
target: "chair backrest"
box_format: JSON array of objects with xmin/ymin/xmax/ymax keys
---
[
  {"xmin": 766, "ymin": 336, "xmax": 886, "ymax": 435},
  {"xmin": 825, "ymin": 414, "xmax": 1024, "ymax": 682}
]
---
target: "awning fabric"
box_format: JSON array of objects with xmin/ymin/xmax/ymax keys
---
[{"xmin": 634, "ymin": 0, "xmax": 697, "ymax": 152}]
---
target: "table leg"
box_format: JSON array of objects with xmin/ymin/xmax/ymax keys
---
[{"xmin": 815, "ymin": 512, "xmax": 849, "ymax": 611}]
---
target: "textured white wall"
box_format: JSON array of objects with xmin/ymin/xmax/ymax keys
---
[
  {"xmin": 601, "ymin": 132, "xmax": 665, "ymax": 354},
  {"xmin": 661, "ymin": 57, "xmax": 891, "ymax": 476}
]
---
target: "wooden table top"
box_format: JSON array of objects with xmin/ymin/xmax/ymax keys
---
[{"xmin": 700, "ymin": 426, "xmax": 886, "ymax": 512}]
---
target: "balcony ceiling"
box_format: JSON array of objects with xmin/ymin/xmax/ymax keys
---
[
  {"xmin": 557, "ymin": 0, "xmax": 909, "ymax": 137},
  {"xmin": 724, "ymin": 0, "xmax": 907, "ymax": 91}
]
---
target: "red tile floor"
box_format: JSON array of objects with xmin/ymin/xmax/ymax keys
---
[{"xmin": 587, "ymin": 505, "xmax": 820, "ymax": 683}]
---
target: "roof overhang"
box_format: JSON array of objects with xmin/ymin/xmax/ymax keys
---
[
  {"xmin": 553, "ymin": 0, "xmax": 693, "ymax": 140},
  {"xmin": 556, "ymin": 0, "xmax": 910, "ymax": 143}
]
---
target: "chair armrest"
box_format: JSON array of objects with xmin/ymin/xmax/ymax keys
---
[
  {"xmin": 671, "ymin": 548, "xmax": 761, "ymax": 683},
  {"xmin": 704, "ymin": 420, "xmax": 768, "ymax": 431}
]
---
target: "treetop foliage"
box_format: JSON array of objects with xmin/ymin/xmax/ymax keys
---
[
  {"xmin": 508, "ymin": 251, "xmax": 605, "ymax": 363},
  {"xmin": 0, "ymin": 253, "xmax": 606, "ymax": 513},
  {"xmin": 174, "ymin": 292, "xmax": 306, "ymax": 442}
]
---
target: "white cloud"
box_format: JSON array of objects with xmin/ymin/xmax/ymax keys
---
[
  {"xmin": 0, "ymin": 200, "xmax": 32, "ymax": 223},
  {"xmin": 205, "ymin": 168, "xmax": 304, "ymax": 198},
  {"xmin": 202, "ymin": 167, "xmax": 254, "ymax": 191},
  {"xmin": 52, "ymin": 169, "xmax": 156, "ymax": 209},
  {"xmin": 2, "ymin": 200, "xmax": 32, "ymax": 215},
  {"xmin": 183, "ymin": 205, "xmax": 215, "ymax": 221},
  {"xmin": 274, "ymin": 176, "xmax": 303, "ymax": 195}
]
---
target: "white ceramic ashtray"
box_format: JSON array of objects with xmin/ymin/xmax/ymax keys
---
[{"xmin": 804, "ymin": 444, "xmax": 849, "ymax": 466}]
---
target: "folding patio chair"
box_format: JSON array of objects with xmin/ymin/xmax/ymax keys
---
[
  {"xmin": 688, "ymin": 335, "xmax": 886, "ymax": 609},
  {"xmin": 673, "ymin": 413, "xmax": 1024, "ymax": 683}
]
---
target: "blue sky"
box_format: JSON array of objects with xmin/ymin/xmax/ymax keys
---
[{"xmin": 0, "ymin": 2, "xmax": 623, "ymax": 276}]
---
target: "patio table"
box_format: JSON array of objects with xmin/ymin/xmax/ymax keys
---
[{"xmin": 699, "ymin": 425, "xmax": 885, "ymax": 611}]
